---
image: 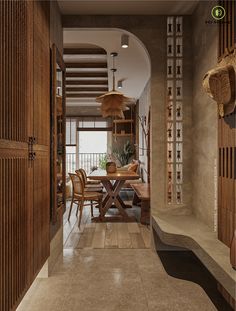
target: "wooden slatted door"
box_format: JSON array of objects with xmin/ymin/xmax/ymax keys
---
[
  {"xmin": 0, "ymin": 1, "xmax": 33, "ymax": 310},
  {"xmin": 0, "ymin": 0, "xmax": 51, "ymax": 310},
  {"xmin": 32, "ymin": 0, "xmax": 50, "ymax": 278}
]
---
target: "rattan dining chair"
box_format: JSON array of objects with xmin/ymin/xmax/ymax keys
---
[
  {"xmin": 68, "ymin": 173, "xmax": 103, "ymax": 227},
  {"xmin": 76, "ymin": 168, "xmax": 102, "ymax": 186}
]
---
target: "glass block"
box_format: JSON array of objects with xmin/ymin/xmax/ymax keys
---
[
  {"xmin": 176, "ymin": 59, "xmax": 182, "ymax": 78},
  {"xmin": 167, "ymin": 164, "xmax": 174, "ymax": 183},
  {"xmin": 167, "ymin": 59, "xmax": 174, "ymax": 78},
  {"xmin": 167, "ymin": 184, "xmax": 173, "ymax": 204},
  {"xmin": 167, "ymin": 80, "xmax": 174, "ymax": 100},
  {"xmin": 176, "ymin": 80, "xmax": 183, "ymax": 100},
  {"xmin": 176, "ymin": 122, "xmax": 183, "ymax": 141},
  {"xmin": 176, "ymin": 143, "xmax": 183, "ymax": 162},
  {"xmin": 167, "ymin": 143, "xmax": 174, "ymax": 163},
  {"xmin": 167, "ymin": 17, "xmax": 174, "ymax": 36},
  {"xmin": 176, "ymin": 37, "xmax": 183, "ymax": 57},
  {"xmin": 176, "ymin": 17, "xmax": 183, "ymax": 36},
  {"xmin": 176, "ymin": 164, "xmax": 183, "ymax": 184},
  {"xmin": 167, "ymin": 123, "xmax": 174, "ymax": 142},
  {"xmin": 167, "ymin": 102, "xmax": 173, "ymax": 121},
  {"xmin": 176, "ymin": 185, "xmax": 182, "ymax": 204},
  {"xmin": 167, "ymin": 37, "xmax": 174, "ymax": 57},
  {"xmin": 176, "ymin": 102, "xmax": 183, "ymax": 120}
]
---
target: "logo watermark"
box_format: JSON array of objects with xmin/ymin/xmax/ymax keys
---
[{"xmin": 211, "ymin": 5, "xmax": 226, "ymax": 20}]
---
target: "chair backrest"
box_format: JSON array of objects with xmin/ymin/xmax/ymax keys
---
[
  {"xmin": 76, "ymin": 168, "xmax": 87, "ymax": 185},
  {"xmin": 69, "ymin": 173, "xmax": 84, "ymax": 195}
]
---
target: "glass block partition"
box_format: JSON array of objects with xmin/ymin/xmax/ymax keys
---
[{"xmin": 166, "ymin": 16, "xmax": 183, "ymax": 205}]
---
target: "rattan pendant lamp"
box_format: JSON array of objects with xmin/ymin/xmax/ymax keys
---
[{"xmin": 96, "ymin": 52, "xmax": 133, "ymax": 119}]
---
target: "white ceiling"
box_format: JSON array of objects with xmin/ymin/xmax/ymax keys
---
[
  {"xmin": 58, "ymin": 0, "xmax": 199, "ymax": 15},
  {"xmin": 64, "ymin": 29, "xmax": 151, "ymax": 108}
]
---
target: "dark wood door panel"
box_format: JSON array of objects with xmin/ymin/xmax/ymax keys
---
[
  {"xmin": 33, "ymin": 150, "xmax": 50, "ymax": 277},
  {"xmin": 0, "ymin": 0, "xmax": 51, "ymax": 309},
  {"xmin": 33, "ymin": 0, "xmax": 50, "ymax": 147},
  {"xmin": 0, "ymin": 0, "xmax": 31, "ymax": 143},
  {"xmin": 0, "ymin": 155, "xmax": 31, "ymax": 311}
]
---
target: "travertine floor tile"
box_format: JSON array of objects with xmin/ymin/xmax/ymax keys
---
[{"xmin": 17, "ymin": 249, "xmax": 216, "ymax": 311}]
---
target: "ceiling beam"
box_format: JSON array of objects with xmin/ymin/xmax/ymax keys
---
[
  {"xmin": 64, "ymin": 48, "xmax": 106, "ymax": 55},
  {"xmin": 66, "ymin": 87, "xmax": 108, "ymax": 92},
  {"xmin": 66, "ymin": 72, "xmax": 108, "ymax": 78},
  {"xmin": 65, "ymin": 62, "xmax": 107, "ymax": 68},
  {"xmin": 66, "ymin": 93, "xmax": 103, "ymax": 98},
  {"xmin": 66, "ymin": 80, "xmax": 108, "ymax": 85}
]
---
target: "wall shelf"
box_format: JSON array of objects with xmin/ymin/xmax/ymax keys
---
[
  {"xmin": 113, "ymin": 133, "xmax": 134, "ymax": 137},
  {"xmin": 113, "ymin": 119, "xmax": 134, "ymax": 124}
]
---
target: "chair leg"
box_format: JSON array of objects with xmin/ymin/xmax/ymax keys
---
[
  {"xmin": 76, "ymin": 200, "xmax": 80, "ymax": 217},
  {"xmin": 90, "ymin": 200, "xmax": 94, "ymax": 217},
  {"xmin": 68, "ymin": 194, "xmax": 74, "ymax": 221},
  {"xmin": 78, "ymin": 200, "xmax": 84, "ymax": 228}
]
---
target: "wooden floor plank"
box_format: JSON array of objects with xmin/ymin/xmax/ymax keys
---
[
  {"xmin": 130, "ymin": 233, "xmax": 146, "ymax": 249},
  {"xmin": 117, "ymin": 223, "xmax": 132, "ymax": 249},
  {"xmin": 91, "ymin": 223, "xmax": 106, "ymax": 248},
  {"xmin": 127, "ymin": 222, "xmax": 140, "ymax": 234},
  {"xmin": 140, "ymin": 224, "xmax": 151, "ymax": 248},
  {"xmin": 63, "ymin": 203, "xmax": 150, "ymax": 250},
  {"xmin": 64, "ymin": 232, "xmax": 81, "ymax": 249},
  {"xmin": 104, "ymin": 223, "xmax": 118, "ymax": 248},
  {"xmin": 76, "ymin": 227, "xmax": 95, "ymax": 248}
]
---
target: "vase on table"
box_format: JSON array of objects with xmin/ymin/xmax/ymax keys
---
[{"xmin": 106, "ymin": 162, "xmax": 117, "ymax": 173}]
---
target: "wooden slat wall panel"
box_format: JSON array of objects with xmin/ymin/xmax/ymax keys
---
[
  {"xmin": 0, "ymin": 0, "xmax": 28, "ymax": 143},
  {"xmin": 0, "ymin": 1, "xmax": 33, "ymax": 310},
  {"xmin": 1, "ymin": 0, "xmax": 51, "ymax": 309},
  {"xmin": 218, "ymin": 0, "xmax": 236, "ymax": 59},
  {"xmin": 33, "ymin": 0, "xmax": 50, "ymax": 147},
  {"xmin": 0, "ymin": 158, "xmax": 29, "ymax": 311},
  {"xmin": 32, "ymin": 0, "xmax": 50, "ymax": 276},
  {"xmin": 218, "ymin": 111, "xmax": 236, "ymax": 247},
  {"xmin": 33, "ymin": 151, "xmax": 50, "ymax": 276}
]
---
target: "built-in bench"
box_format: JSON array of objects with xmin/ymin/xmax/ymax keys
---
[
  {"xmin": 152, "ymin": 213, "xmax": 236, "ymax": 304},
  {"xmin": 131, "ymin": 184, "xmax": 150, "ymax": 224}
]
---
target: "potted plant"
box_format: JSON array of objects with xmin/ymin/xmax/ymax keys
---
[{"xmin": 113, "ymin": 140, "xmax": 135, "ymax": 167}]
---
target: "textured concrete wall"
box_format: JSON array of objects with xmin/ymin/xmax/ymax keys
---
[{"xmin": 192, "ymin": 1, "xmax": 218, "ymax": 228}]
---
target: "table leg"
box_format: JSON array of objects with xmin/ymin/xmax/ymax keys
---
[{"xmin": 99, "ymin": 179, "xmax": 129, "ymax": 220}]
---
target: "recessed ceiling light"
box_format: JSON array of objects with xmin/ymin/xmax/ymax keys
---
[
  {"xmin": 117, "ymin": 80, "xmax": 122, "ymax": 89},
  {"xmin": 121, "ymin": 34, "xmax": 129, "ymax": 48}
]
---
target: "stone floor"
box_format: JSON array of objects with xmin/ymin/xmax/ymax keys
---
[
  {"xmin": 17, "ymin": 202, "xmax": 217, "ymax": 311},
  {"xmin": 18, "ymin": 248, "xmax": 216, "ymax": 311}
]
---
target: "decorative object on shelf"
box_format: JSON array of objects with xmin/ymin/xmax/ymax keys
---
[
  {"xmin": 96, "ymin": 52, "xmax": 134, "ymax": 118},
  {"xmin": 203, "ymin": 64, "xmax": 235, "ymax": 117},
  {"xmin": 106, "ymin": 161, "xmax": 117, "ymax": 173}
]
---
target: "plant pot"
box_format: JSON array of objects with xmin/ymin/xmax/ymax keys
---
[{"xmin": 106, "ymin": 162, "xmax": 117, "ymax": 174}]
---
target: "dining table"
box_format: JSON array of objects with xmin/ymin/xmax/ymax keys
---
[{"xmin": 88, "ymin": 169, "xmax": 140, "ymax": 221}]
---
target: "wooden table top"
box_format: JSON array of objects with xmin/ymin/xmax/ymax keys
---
[{"xmin": 88, "ymin": 169, "xmax": 139, "ymax": 181}]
